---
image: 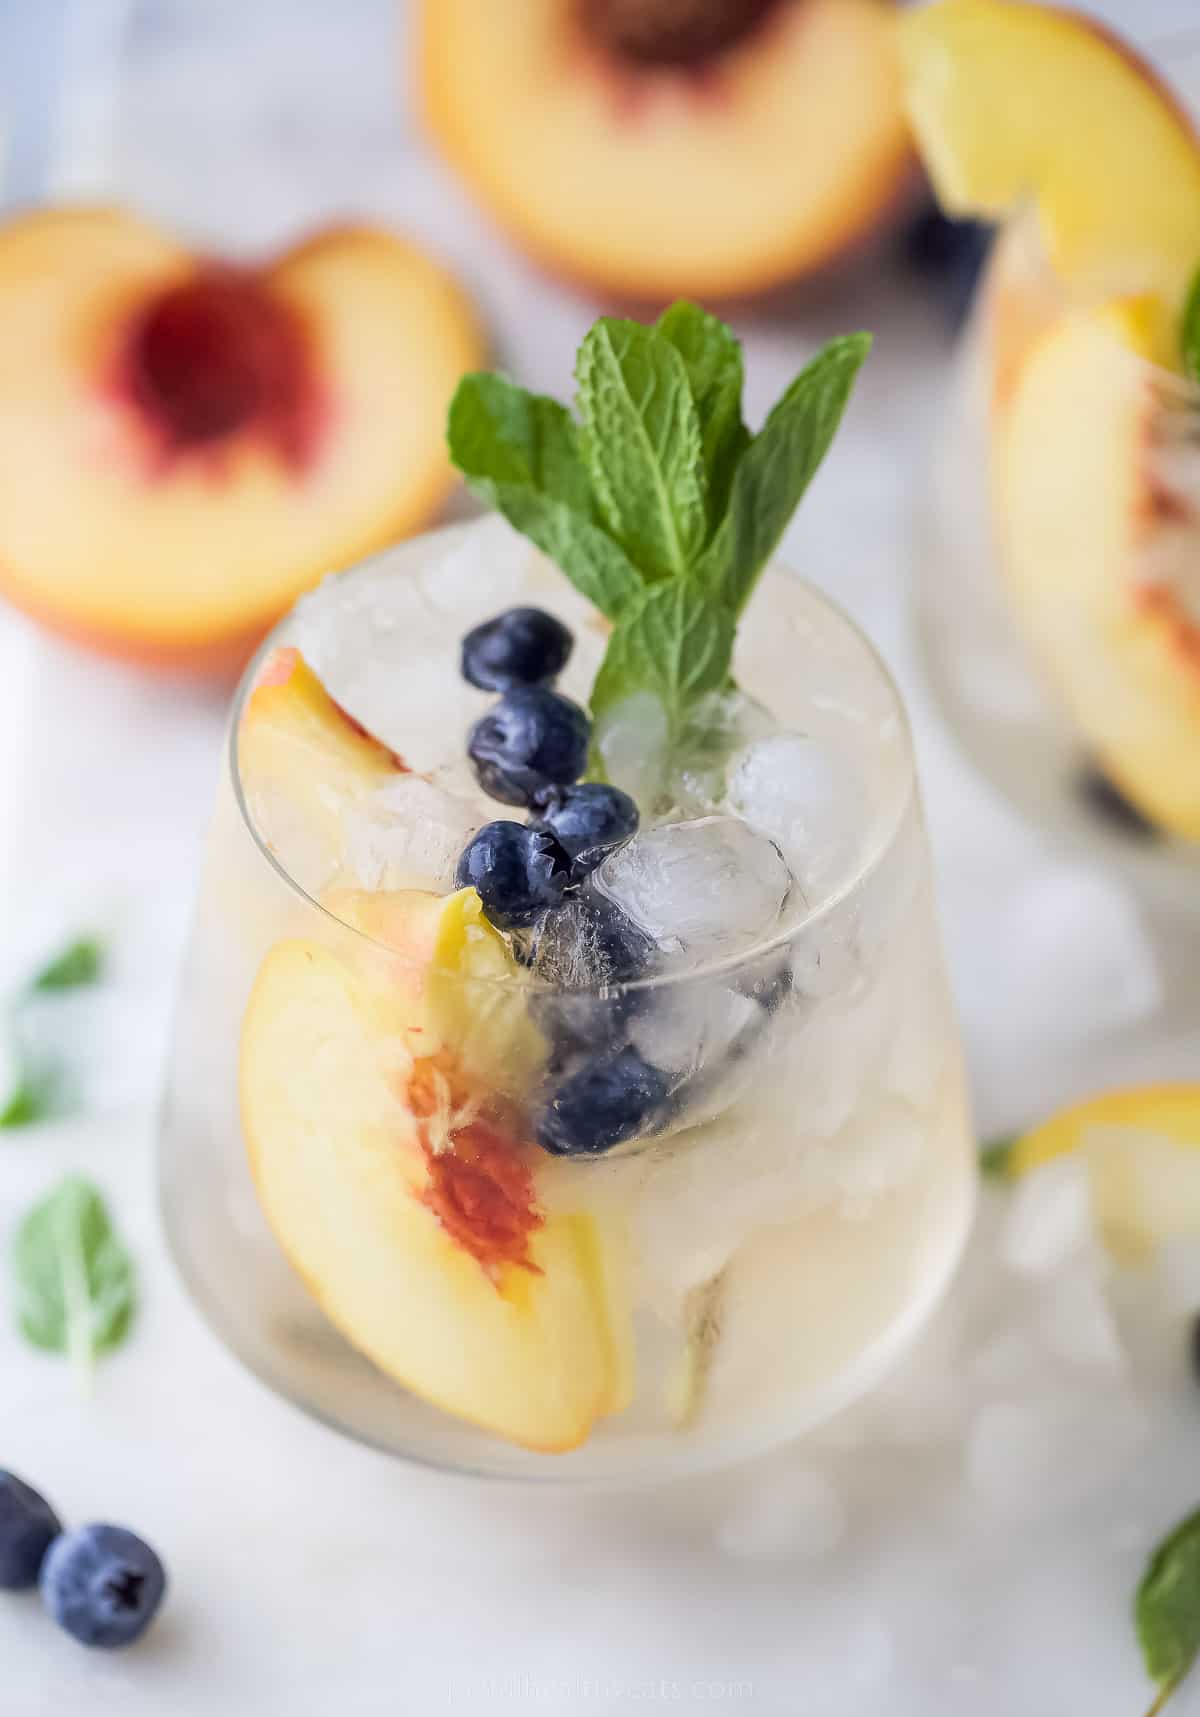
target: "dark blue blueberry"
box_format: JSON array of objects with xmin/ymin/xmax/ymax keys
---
[
  {"xmin": 461, "ymin": 607, "xmax": 574, "ymax": 692},
  {"xmin": 536, "ymin": 1046, "xmax": 673, "ymax": 1157},
  {"xmin": 1077, "ymin": 766, "xmax": 1160, "ymax": 843},
  {"xmin": 467, "ymin": 686, "xmax": 591, "ymax": 806},
  {"xmin": 456, "ymin": 821, "xmax": 572, "ymax": 931},
  {"xmin": 527, "ymin": 892, "xmax": 658, "ymax": 1057},
  {"xmin": 0, "ymin": 1472, "xmax": 61, "ymax": 1590},
  {"xmin": 530, "ymin": 783, "xmax": 639, "ymax": 880},
  {"xmin": 40, "ymin": 1524, "xmax": 166, "ymax": 1650},
  {"xmin": 902, "ymin": 208, "xmax": 993, "ymax": 329}
]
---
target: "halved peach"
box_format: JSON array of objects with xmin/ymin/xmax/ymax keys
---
[
  {"xmin": 238, "ymin": 646, "xmax": 409, "ymax": 885},
  {"xmin": 240, "ymin": 928, "xmax": 630, "ymax": 1451},
  {"xmin": 419, "ymin": 0, "xmax": 912, "ymax": 300},
  {"xmin": 998, "ymin": 300, "xmax": 1200, "ymax": 838},
  {"xmin": 900, "ymin": 0, "xmax": 1200, "ymax": 311},
  {"xmin": 0, "ymin": 208, "xmax": 483, "ymax": 674}
]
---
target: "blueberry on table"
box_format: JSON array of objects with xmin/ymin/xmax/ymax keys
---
[
  {"xmin": 468, "ymin": 686, "xmax": 591, "ymax": 806},
  {"xmin": 1077, "ymin": 766, "xmax": 1160, "ymax": 842},
  {"xmin": 461, "ymin": 606, "xmax": 574, "ymax": 692},
  {"xmin": 537, "ymin": 1046, "xmax": 673, "ymax": 1156},
  {"xmin": 531, "ymin": 782, "xmax": 639, "ymax": 880},
  {"xmin": 40, "ymin": 1523, "xmax": 166, "ymax": 1649},
  {"xmin": 0, "ymin": 1472, "xmax": 61, "ymax": 1590},
  {"xmin": 902, "ymin": 207, "xmax": 993, "ymax": 329},
  {"xmin": 456, "ymin": 821, "xmax": 572, "ymax": 930}
]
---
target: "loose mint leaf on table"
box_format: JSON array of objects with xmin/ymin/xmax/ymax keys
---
[
  {"xmin": 1136, "ymin": 1506, "xmax": 1200, "ymax": 1716},
  {"xmin": 30, "ymin": 936, "xmax": 105, "ymax": 993},
  {"xmin": 654, "ymin": 300, "xmax": 750, "ymax": 526},
  {"xmin": 13, "ymin": 1175, "xmax": 136, "ymax": 1380},
  {"xmin": 0, "ymin": 1064, "xmax": 62, "ymax": 1129},
  {"xmin": 695, "ymin": 333, "xmax": 873, "ymax": 615},
  {"xmin": 575, "ymin": 317, "xmax": 707, "ymax": 583},
  {"xmin": 1182, "ymin": 267, "xmax": 1200, "ymax": 386},
  {"xmin": 448, "ymin": 304, "xmax": 871, "ymax": 741},
  {"xmin": 979, "ymin": 1134, "xmax": 1017, "ymax": 1181}
]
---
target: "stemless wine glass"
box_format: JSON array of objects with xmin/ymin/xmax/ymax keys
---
[
  {"xmin": 159, "ymin": 521, "xmax": 974, "ymax": 1482},
  {"xmin": 914, "ymin": 35, "xmax": 1200, "ymax": 920}
]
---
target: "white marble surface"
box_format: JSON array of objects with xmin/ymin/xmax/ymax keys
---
[{"xmin": 2, "ymin": 3, "xmax": 1200, "ymax": 1712}]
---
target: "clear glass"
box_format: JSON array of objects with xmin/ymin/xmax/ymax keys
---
[
  {"xmin": 160, "ymin": 523, "xmax": 974, "ymax": 1481},
  {"xmin": 914, "ymin": 39, "xmax": 1200, "ymax": 919}
]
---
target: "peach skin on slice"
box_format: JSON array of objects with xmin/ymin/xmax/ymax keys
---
[
  {"xmin": 0, "ymin": 207, "xmax": 483, "ymax": 675},
  {"xmin": 419, "ymin": 0, "xmax": 912, "ymax": 301},
  {"xmin": 997, "ymin": 298, "xmax": 1200, "ymax": 838},
  {"xmin": 1004, "ymin": 1085, "xmax": 1200, "ymax": 1259},
  {"xmin": 240, "ymin": 935, "xmax": 627, "ymax": 1451},
  {"xmin": 238, "ymin": 646, "xmax": 409, "ymax": 888},
  {"xmin": 900, "ymin": 0, "xmax": 1200, "ymax": 311}
]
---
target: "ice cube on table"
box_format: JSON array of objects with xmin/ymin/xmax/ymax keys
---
[
  {"xmin": 1000, "ymin": 1155, "xmax": 1091, "ymax": 1278},
  {"xmin": 726, "ymin": 732, "xmax": 866, "ymax": 892},
  {"xmin": 594, "ymin": 816, "xmax": 792, "ymax": 964},
  {"xmin": 715, "ymin": 1464, "xmax": 845, "ymax": 1561}
]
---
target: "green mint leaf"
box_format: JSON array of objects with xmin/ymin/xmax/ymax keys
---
[
  {"xmin": 31, "ymin": 936, "xmax": 105, "ymax": 993},
  {"xmin": 979, "ymin": 1135, "xmax": 1017, "ymax": 1181},
  {"xmin": 1182, "ymin": 267, "xmax": 1200, "ymax": 385},
  {"xmin": 576, "ymin": 318, "xmax": 707, "ymax": 582},
  {"xmin": 696, "ymin": 333, "xmax": 872, "ymax": 614},
  {"xmin": 449, "ymin": 374, "xmax": 644, "ymax": 620},
  {"xmin": 0, "ymin": 1068, "xmax": 58, "ymax": 1129},
  {"xmin": 448, "ymin": 372, "xmax": 592, "ymax": 511},
  {"xmin": 13, "ymin": 1176, "xmax": 136, "ymax": 1379},
  {"xmin": 591, "ymin": 580, "xmax": 735, "ymax": 742},
  {"xmin": 1137, "ymin": 1506, "xmax": 1200, "ymax": 1715},
  {"xmin": 656, "ymin": 301, "xmax": 750, "ymax": 524}
]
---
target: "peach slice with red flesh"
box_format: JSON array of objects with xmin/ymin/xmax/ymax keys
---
[
  {"xmin": 240, "ymin": 887, "xmax": 633, "ymax": 1451},
  {"xmin": 419, "ymin": 0, "xmax": 912, "ymax": 301},
  {"xmin": 0, "ymin": 208, "xmax": 483, "ymax": 674}
]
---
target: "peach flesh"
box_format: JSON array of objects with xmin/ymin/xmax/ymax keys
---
[
  {"xmin": 115, "ymin": 268, "xmax": 325, "ymax": 472},
  {"xmin": 578, "ymin": 0, "xmax": 781, "ymax": 67}
]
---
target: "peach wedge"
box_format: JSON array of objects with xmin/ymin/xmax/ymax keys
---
[
  {"xmin": 0, "ymin": 208, "xmax": 483, "ymax": 674},
  {"xmin": 419, "ymin": 0, "xmax": 912, "ymax": 300},
  {"xmin": 998, "ymin": 300, "xmax": 1200, "ymax": 838},
  {"xmin": 900, "ymin": 0, "xmax": 1200, "ymax": 309},
  {"xmin": 240, "ymin": 918, "xmax": 631, "ymax": 1451}
]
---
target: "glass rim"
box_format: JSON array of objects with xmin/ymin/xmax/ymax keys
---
[{"xmin": 227, "ymin": 523, "xmax": 919, "ymax": 998}]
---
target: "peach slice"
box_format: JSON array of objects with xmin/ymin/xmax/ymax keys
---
[
  {"xmin": 419, "ymin": 0, "xmax": 912, "ymax": 300},
  {"xmin": 900, "ymin": 0, "xmax": 1200, "ymax": 310},
  {"xmin": 998, "ymin": 299, "xmax": 1200, "ymax": 838},
  {"xmin": 240, "ymin": 931, "xmax": 630, "ymax": 1451},
  {"xmin": 1004, "ymin": 1085, "xmax": 1200, "ymax": 1259},
  {"xmin": 238, "ymin": 646, "xmax": 409, "ymax": 886},
  {"xmin": 0, "ymin": 208, "xmax": 483, "ymax": 674}
]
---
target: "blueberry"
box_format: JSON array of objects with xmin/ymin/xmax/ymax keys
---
[
  {"xmin": 40, "ymin": 1524, "xmax": 166, "ymax": 1650},
  {"xmin": 536, "ymin": 1046, "xmax": 673, "ymax": 1156},
  {"xmin": 456, "ymin": 821, "xmax": 572, "ymax": 930},
  {"xmin": 527, "ymin": 893, "xmax": 658, "ymax": 1057},
  {"xmin": 461, "ymin": 607, "xmax": 574, "ymax": 692},
  {"xmin": 530, "ymin": 783, "xmax": 639, "ymax": 879},
  {"xmin": 1077, "ymin": 766, "xmax": 1160, "ymax": 842},
  {"xmin": 903, "ymin": 208, "xmax": 993, "ymax": 329},
  {"xmin": 0, "ymin": 1472, "xmax": 61, "ymax": 1590},
  {"xmin": 468, "ymin": 686, "xmax": 591, "ymax": 806}
]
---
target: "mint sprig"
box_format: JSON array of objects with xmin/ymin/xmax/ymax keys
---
[
  {"xmin": 1136, "ymin": 1506, "xmax": 1200, "ymax": 1715},
  {"xmin": 448, "ymin": 303, "xmax": 870, "ymax": 743},
  {"xmin": 1182, "ymin": 266, "xmax": 1200, "ymax": 386}
]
